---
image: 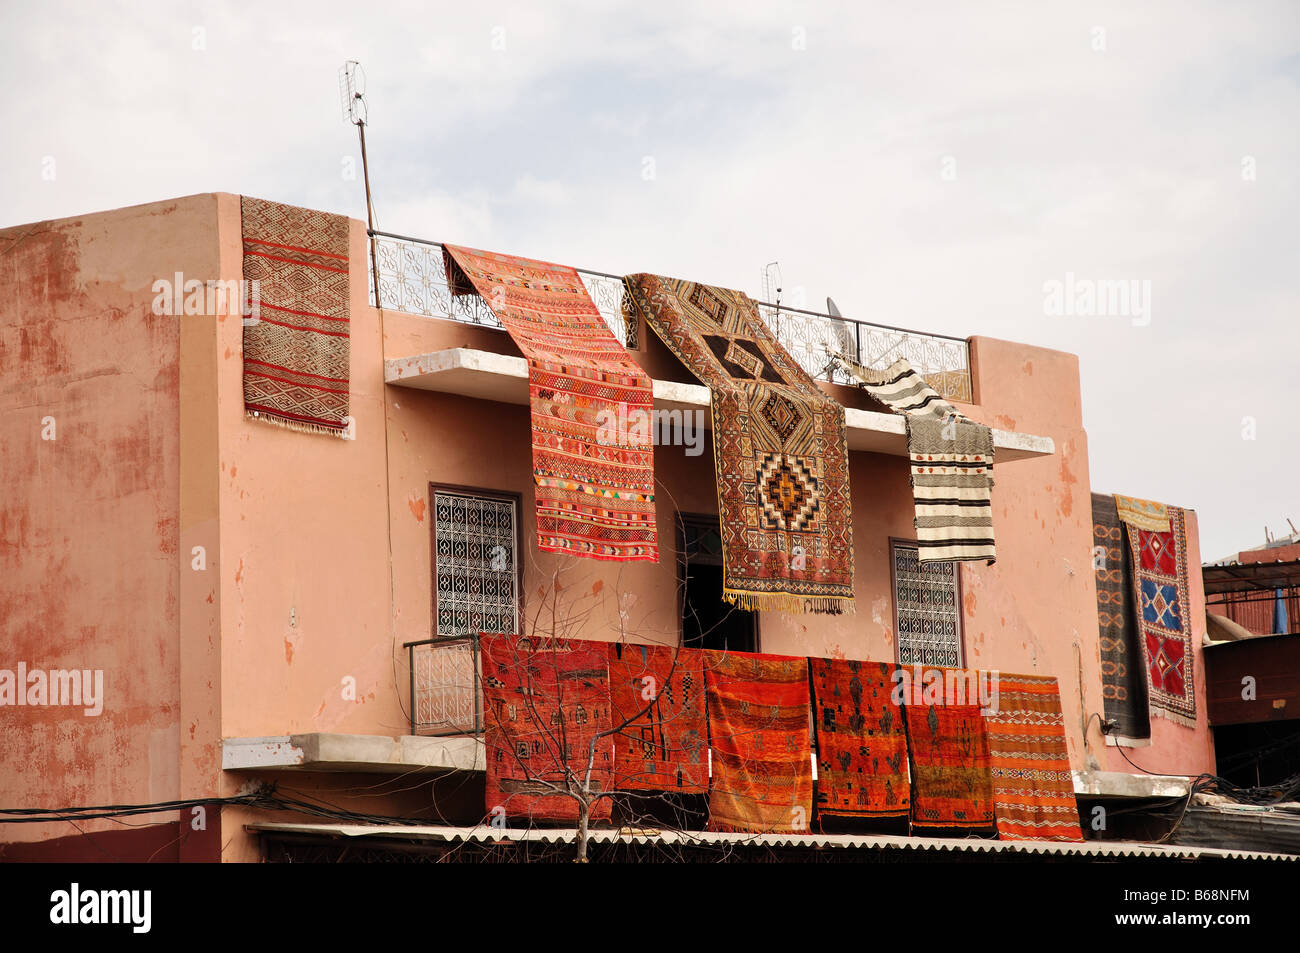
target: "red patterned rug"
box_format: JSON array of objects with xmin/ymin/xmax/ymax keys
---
[
  {"xmin": 607, "ymin": 643, "xmax": 708, "ymax": 793},
  {"xmin": 622, "ymin": 274, "xmax": 854, "ymax": 613},
  {"xmin": 703, "ymin": 650, "xmax": 813, "ymax": 833},
  {"xmin": 241, "ymin": 197, "xmax": 350, "ymax": 435},
  {"xmin": 983, "ymin": 673, "xmax": 1083, "ymax": 841},
  {"xmin": 444, "ymin": 245, "xmax": 658, "ymax": 562},
  {"xmin": 904, "ymin": 699, "xmax": 995, "ymax": 831},
  {"xmin": 809, "ymin": 658, "xmax": 909, "ymax": 821},
  {"xmin": 480, "ymin": 634, "xmax": 613, "ymax": 824},
  {"xmin": 1118, "ymin": 499, "xmax": 1197, "ymax": 727}
]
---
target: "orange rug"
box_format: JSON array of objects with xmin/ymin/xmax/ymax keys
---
[
  {"xmin": 905, "ymin": 700, "xmax": 995, "ymax": 831},
  {"xmin": 809, "ymin": 658, "xmax": 909, "ymax": 821},
  {"xmin": 608, "ymin": 643, "xmax": 708, "ymax": 793},
  {"xmin": 984, "ymin": 673, "xmax": 1083, "ymax": 841},
  {"xmin": 445, "ymin": 245, "xmax": 658, "ymax": 561},
  {"xmin": 704, "ymin": 650, "xmax": 813, "ymax": 833}
]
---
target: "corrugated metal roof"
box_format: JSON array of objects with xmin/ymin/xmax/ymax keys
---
[
  {"xmin": 246, "ymin": 821, "xmax": 1297, "ymax": 861},
  {"xmin": 1202, "ymin": 558, "xmax": 1300, "ymax": 594}
]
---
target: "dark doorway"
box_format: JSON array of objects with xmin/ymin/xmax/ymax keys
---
[{"xmin": 678, "ymin": 514, "xmax": 757, "ymax": 652}]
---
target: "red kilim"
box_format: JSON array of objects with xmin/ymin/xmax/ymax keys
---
[
  {"xmin": 704, "ymin": 650, "xmax": 813, "ymax": 833},
  {"xmin": 240, "ymin": 196, "xmax": 350, "ymax": 435},
  {"xmin": 444, "ymin": 246, "xmax": 657, "ymax": 562},
  {"xmin": 809, "ymin": 658, "xmax": 910, "ymax": 822},
  {"xmin": 607, "ymin": 643, "xmax": 708, "ymax": 793},
  {"xmin": 983, "ymin": 672, "xmax": 1083, "ymax": 841},
  {"xmin": 622, "ymin": 274, "xmax": 854, "ymax": 612},
  {"xmin": 480, "ymin": 634, "xmax": 613, "ymax": 824}
]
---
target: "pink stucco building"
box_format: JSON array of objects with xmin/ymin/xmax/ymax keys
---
[{"xmin": 0, "ymin": 193, "xmax": 1218, "ymax": 861}]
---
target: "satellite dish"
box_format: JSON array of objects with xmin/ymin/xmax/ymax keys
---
[{"xmin": 823, "ymin": 296, "xmax": 855, "ymax": 363}]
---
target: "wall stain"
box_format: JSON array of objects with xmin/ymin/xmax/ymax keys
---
[{"xmin": 408, "ymin": 495, "xmax": 426, "ymax": 523}]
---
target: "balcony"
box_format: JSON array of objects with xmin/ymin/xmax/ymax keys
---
[
  {"xmin": 371, "ymin": 231, "xmax": 1055, "ymax": 461},
  {"xmin": 405, "ymin": 635, "xmax": 483, "ymax": 736},
  {"xmin": 369, "ymin": 230, "xmax": 975, "ymax": 403}
]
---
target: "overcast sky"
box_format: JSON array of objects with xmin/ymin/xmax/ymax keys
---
[{"xmin": 2, "ymin": 1, "xmax": 1295, "ymax": 560}]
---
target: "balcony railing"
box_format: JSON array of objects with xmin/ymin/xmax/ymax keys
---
[
  {"xmin": 404, "ymin": 635, "xmax": 482, "ymax": 736},
  {"xmin": 369, "ymin": 230, "xmax": 972, "ymax": 403}
]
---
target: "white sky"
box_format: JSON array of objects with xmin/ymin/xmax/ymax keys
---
[{"xmin": 2, "ymin": 0, "xmax": 1296, "ymax": 561}]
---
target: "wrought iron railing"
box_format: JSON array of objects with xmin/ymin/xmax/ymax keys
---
[
  {"xmin": 404, "ymin": 635, "xmax": 482, "ymax": 736},
  {"xmin": 370, "ymin": 230, "xmax": 972, "ymax": 402},
  {"xmin": 370, "ymin": 231, "xmax": 636, "ymax": 349}
]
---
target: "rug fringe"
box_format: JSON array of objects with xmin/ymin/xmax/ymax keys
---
[
  {"xmin": 1151, "ymin": 707, "xmax": 1198, "ymax": 729},
  {"xmin": 723, "ymin": 590, "xmax": 855, "ymax": 615},
  {"xmin": 247, "ymin": 411, "xmax": 348, "ymax": 438}
]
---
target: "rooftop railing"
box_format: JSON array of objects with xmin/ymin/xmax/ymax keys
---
[{"xmin": 369, "ymin": 230, "xmax": 972, "ymax": 403}]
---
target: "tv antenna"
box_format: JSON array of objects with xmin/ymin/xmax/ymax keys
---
[
  {"xmin": 762, "ymin": 262, "xmax": 782, "ymax": 309},
  {"xmin": 762, "ymin": 261, "xmax": 782, "ymax": 337},
  {"xmin": 340, "ymin": 60, "xmax": 381, "ymax": 307}
]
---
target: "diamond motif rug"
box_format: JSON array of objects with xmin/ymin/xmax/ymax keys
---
[
  {"xmin": 1119, "ymin": 502, "xmax": 1197, "ymax": 727},
  {"xmin": 444, "ymin": 245, "xmax": 658, "ymax": 562},
  {"xmin": 480, "ymin": 634, "xmax": 614, "ymax": 824},
  {"xmin": 623, "ymin": 274, "xmax": 855, "ymax": 613},
  {"xmin": 835, "ymin": 354, "xmax": 994, "ymax": 564},
  {"xmin": 904, "ymin": 700, "xmax": 996, "ymax": 832},
  {"xmin": 809, "ymin": 658, "xmax": 910, "ymax": 822},
  {"xmin": 240, "ymin": 196, "xmax": 350, "ymax": 435},
  {"xmin": 1091, "ymin": 493, "xmax": 1149, "ymax": 738},
  {"xmin": 703, "ymin": 650, "xmax": 814, "ymax": 833},
  {"xmin": 607, "ymin": 643, "xmax": 708, "ymax": 793},
  {"xmin": 982, "ymin": 672, "xmax": 1083, "ymax": 841}
]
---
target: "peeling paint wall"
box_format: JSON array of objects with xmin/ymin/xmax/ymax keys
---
[{"xmin": 0, "ymin": 197, "xmax": 213, "ymax": 850}]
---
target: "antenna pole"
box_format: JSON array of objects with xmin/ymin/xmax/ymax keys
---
[{"xmin": 356, "ymin": 119, "xmax": 381, "ymax": 309}]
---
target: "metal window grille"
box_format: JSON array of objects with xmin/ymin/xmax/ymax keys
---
[
  {"xmin": 434, "ymin": 491, "xmax": 518, "ymax": 638},
  {"xmin": 893, "ymin": 542, "xmax": 963, "ymax": 668}
]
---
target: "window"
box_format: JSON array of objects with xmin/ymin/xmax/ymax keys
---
[
  {"xmin": 431, "ymin": 487, "xmax": 521, "ymax": 638},
  {"xmin": 891, "ymin": 539, "xmax": 963, "ymax": 667},
  {"xmin": 678, "ymin": 513, "xmax": 757, "ymax": 652}
]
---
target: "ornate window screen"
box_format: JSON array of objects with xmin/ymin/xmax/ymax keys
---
[
  {"xmin": 892, "ymin": 541, "xmax": 964, "ymax": 668},
  {"xmin": 434, "ymin": 490, "xmax": 519, "ymax": 638}
]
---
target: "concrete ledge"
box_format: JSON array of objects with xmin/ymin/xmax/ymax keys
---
[
  {"xmin": 223, "ymin": 733, "xmax": 485, "ymax": 774},
  {"xmin": 1073, "ymin": 770, "xmax": 1190, "ymax": 799},
  {"xmin": 385, "ymin": 348, "xmax": 1055, "ymax": 462}
]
